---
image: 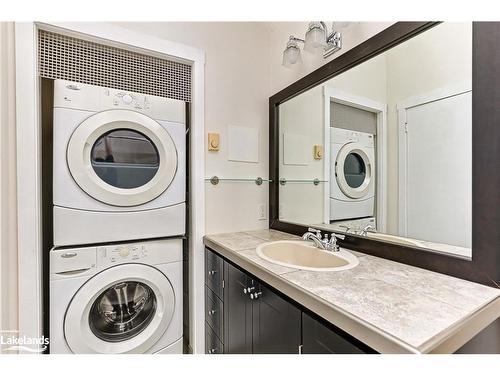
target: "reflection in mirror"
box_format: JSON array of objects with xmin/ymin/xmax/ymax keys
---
[{"xmin": 278, "ymin": 22, "xmax": 472, "ymax": 258}]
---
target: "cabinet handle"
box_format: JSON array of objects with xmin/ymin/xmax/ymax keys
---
[
  {"xmin": 208, "ymin": 348, "xmax": 218, "ymax": 354},
  {"xmin": 208, "ymin": 270, "xmax": 217, "ymax": 275},
  {"xmin": 250, "ymin": 291, "xmax": 262, "ymax": 300},
  {"xmin": 243, "ymin": 286, "xmax": 255, "ymax": 294},
  {"xmin": 208, "ymin": 309, "xmax": 216, "ymax": 316}
]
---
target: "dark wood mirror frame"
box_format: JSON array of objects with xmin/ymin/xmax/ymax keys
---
[{"xmin": 269, "ymin": 22, "xmax": 500, "ymax": 287}]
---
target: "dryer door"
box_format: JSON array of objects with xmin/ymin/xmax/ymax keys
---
[
  {"xmin": 335, "ymin": 142, "xmax": 374, "ymax": 199},
  {"xmin": 67, "ymin": 110, "xmax": 178, "ymax": 206},
  {"xmin": 64, "ymin": 263, "xmax": 175, "ymax": 354}
]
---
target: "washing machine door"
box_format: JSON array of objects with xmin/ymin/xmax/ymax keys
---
[
  {"xmin": 64, "ymin": 264, "xmax": 175, "ymax": 354},
  {"xmin": 67, "ymin": 110, "xmax": 178, "ymax": 207},
  {"xmin": 335, "ymin": 142, "xmax": 374, "ymax": 199}
]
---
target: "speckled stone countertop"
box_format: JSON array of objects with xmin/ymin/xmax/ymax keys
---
[{"xmin": 204, "ymin": 229, "xmax": 500, "ymax": 354}]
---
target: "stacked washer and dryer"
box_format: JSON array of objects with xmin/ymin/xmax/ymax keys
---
[{"xmin": 49, "ymin": 80, "xmax": 186, "ymax": 354}]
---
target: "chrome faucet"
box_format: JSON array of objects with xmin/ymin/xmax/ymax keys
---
[
  {"xmin": 359, "ymin": 224, "xmax": 376, "ymax": 236},
  {"xmin": 302, "ymin": 228, "xmax": 344, "ymax": 252}
]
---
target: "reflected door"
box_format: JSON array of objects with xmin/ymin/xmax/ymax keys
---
[{"xmin": 400, "ymin": 91, "xmax": 472, "ymax": 248}]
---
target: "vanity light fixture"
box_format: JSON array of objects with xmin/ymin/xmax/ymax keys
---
[{"xmin": 282, "ymin": 21, "xmax": 344, "ymax": 68}]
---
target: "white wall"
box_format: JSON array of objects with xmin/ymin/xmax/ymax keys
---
[
  {"xmin": 327, "ymin": 53, "xmax": 388, "ymax": 103},
  {"xmin": 0, "ymin": 22, "xmax": 18, "ymax": 336},
  {"xmin": 279, "ymin": 85, "xmax": 325, "ymax": 224},
  {"xmin": 115, "ymin": 22, "xmax": 273, "ymax": 234}
]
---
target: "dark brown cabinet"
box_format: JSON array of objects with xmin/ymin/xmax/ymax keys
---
[
  {"xmin": 222, "ymin": 261, "xmax": 301, "ymax": 353},
  {"xmin": 205, "ymin": 247, "xmax": 375, "ymax": 354},
  {"xmin": 301, "ymin": 312, "xmax": 374, "ymax": 354},
  {"xmin": 252, "ymin": 283, "xmax": 301, "ymax": 354},
  {"xmin": 223, "ymin": 262, "xmax": 253, "ymax": 353}
]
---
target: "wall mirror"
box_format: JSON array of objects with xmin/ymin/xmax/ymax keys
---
[{"xmin": 277, "ymin": 22, "xmax": 472, "ymax": 259}]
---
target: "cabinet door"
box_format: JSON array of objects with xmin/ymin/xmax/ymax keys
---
[
  {"xmin": 223, "ymin": 262, "xmax": 253, "ymax": 353},
  {"xmin": 252, "ymin": 283, "xmax": 301, "ymax": 354},
  {"xmin": 302, "ymin": 312, "xmax": 374, "ymax": 354}
]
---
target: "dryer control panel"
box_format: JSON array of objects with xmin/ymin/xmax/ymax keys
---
[
  {"xmin": 53, "ymin": 79, "xmax": 186, "ymax": 124},
  {"xmin": 330, "ymin": 127, "xmax": 375, "ymax": 147}
]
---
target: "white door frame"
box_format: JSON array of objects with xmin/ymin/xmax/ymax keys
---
[
  {"xmin": 397, "ymin": 81, "xmax": 472, "ymax": 237},
  {"xmin": 14, "ymin": 22, "xmax": 206, "ymax": 353},
  {"xmin": 324, "ymin": 87, "xmax": 387, "ymax": 231}
]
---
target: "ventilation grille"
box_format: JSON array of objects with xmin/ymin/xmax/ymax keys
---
[{"xmin": 38, "ymin": 30, "xmax": 192, "ymax": 102}]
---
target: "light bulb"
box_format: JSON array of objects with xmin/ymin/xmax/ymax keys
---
[
  {"xmin": 282, "ymin": 38, "xmax": 302, "ymax": 67},
  {"xmin": 304, "ymin": 22, "xmax": 327, "ymax": 53}
]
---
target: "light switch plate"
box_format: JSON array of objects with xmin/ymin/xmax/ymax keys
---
[{"xmin": 208, "ymin": 133, "xmax": 220, "ymax": 151}]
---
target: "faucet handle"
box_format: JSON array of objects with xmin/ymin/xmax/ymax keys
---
[
  {"xmin": 307, "ymin": 227, "xmax": 321, "ymax": 237},
  {"xmin": 333, "ymin": 233, "xmax": 346, "ymax": 240}
]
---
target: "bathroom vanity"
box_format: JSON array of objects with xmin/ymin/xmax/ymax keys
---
[{"xmin": 203, "ymin": 230, "xmax": 500, "ymax": 354}]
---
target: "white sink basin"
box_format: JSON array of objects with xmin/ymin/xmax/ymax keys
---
[{"xmin": 256, "ymin": 240, "xmax": 359, "ymax": 272}]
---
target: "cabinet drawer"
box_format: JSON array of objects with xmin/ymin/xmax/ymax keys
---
[
  {"xmin": 205, "ymin": 324, "xmax": 224, "ymax": 354},
  {"xmin": 205, "ymin": 286, "xmax": 224, "ymax": 341},
  {"xmin": 205, "ymin": 248, "xmax": 224, "ymax": 300}
]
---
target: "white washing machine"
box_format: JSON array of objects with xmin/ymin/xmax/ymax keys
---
[
  {"xmin": 330, "ymin": 127, "xmax": 376, "ymax": 221},
  {"xmin": 53, "ymin": 79, "xmax": 186, "ymax": 246},
  {"xmin": 50, "ymin": 238, "xmax": 183, "ymax": 354}
]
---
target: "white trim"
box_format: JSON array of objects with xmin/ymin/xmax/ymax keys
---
[
  {"xmin": 15, "ymin": 22, "xmax": 206, "ymax": 353},
  {"xmin": 189, "ymin": 43, "xmax": 206, "ymax": 355},
  {"xmin": 37, "ymin": 22, "xmax": 202, "ymax": 64},
  {"xmin": 396, "ymin": 80, "xmax": 472, "ymax": 111},
  {"xmin": 397, "ymin": 83, "xmax": 472, "ymax": 238},
  {"xmin": 322, "ymin": 87, "xmax": 331, "ymax": 224},
  {"xmin": 324, "ymin": 88, "xmax": 387, "ymax": 232},
  {"xmin": 15, "ymin": 22, "xmax": 43, "ymax": 351},
  {"xmin": 397, "ymin": 108, "xmax": 408, "ymax": 236}
]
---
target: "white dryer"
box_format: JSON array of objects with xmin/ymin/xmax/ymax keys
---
[
  {"xmin": 50, "ymin": 238, "xmax": 182, "ymax": 354},
  {"xmin": 330, "ymin": 127, "xmax": 376, "ymax": 221},
  {"xmin": 53, "ymin": 80, "xmax": 186, "ymax": 246}
]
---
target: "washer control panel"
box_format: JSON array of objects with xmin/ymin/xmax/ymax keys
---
[
  {"xmin": 50, "ymin": 239, "xmax": 182, "ymax": 279},
  {"xmin": 98, "ymin": 244, "xmax": 149, "ymax": 267}
]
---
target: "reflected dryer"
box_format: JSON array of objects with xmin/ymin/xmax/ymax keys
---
[{"xmin": 330, "ymin": 127, "xmax": 375, "ymax": 221}]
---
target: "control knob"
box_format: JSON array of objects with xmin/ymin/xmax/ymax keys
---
[
  {"xmin": 122, "ymin": 94, "xmax": 133, "ymax": 104},
  {"xmin": 118, "ymin": 247, "xmax": 130, "ymax": 257}
]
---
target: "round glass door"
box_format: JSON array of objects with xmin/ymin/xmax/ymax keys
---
[
  {"xmin": 335, "ymin": 143, "xmax": 373, "ymax": 199},
  {"xmin": 89, "ymin": 281, "xmax": 157, "ymax": 342},
  {"xmin": 67, "ymin": 110, "xmax": 178, "ymax": 207},
  {"xmin": 64, "ymin": 263, "xmax": 175, "ymax": 353},
  {"xmin": 343, "ymin": 152, "xmax": 367, "ymax": 189},
  {"xmin": 91, "ymin": 129, "xmax": 160, "ymax": 189}
]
